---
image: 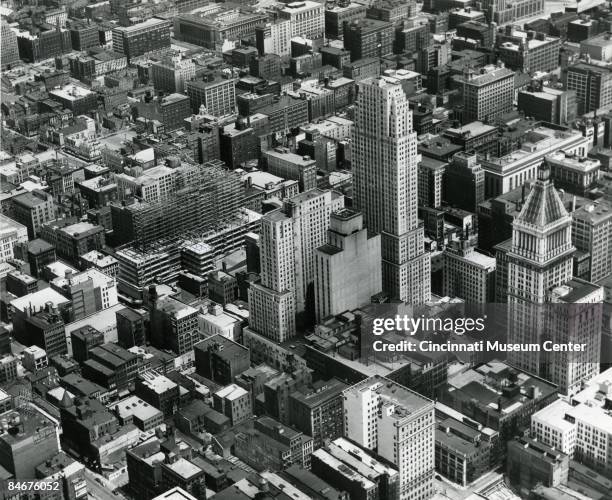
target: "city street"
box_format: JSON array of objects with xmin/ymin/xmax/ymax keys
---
[{"xmin": 84, "ymin": 470, "xmax": 127, "ymax": 500}]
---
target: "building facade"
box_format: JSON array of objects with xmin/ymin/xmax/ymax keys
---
[{"xmin": 353, "ymin": 76, "xmax": 430, "ymax": 304}]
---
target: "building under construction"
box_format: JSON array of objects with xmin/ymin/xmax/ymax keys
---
[
  {"xmin": 114, "ymin": 208, "xmax": 262, "ymax": 298},
  {"xmin": 111, "ymin": 160, "xmax": 244, "ymax": 247}
]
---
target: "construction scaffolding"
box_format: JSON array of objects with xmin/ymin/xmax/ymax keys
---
[{"xmin": 112, "ymin": 160, "xmax": 244, "ymax": 248}]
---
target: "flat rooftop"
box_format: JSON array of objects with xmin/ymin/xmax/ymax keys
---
[
  {"xmin": 546, "ymin": 150, "xmax": 600, "ymax": 172},
  {"xmin": 531, "ymin": 398, "xmax": 576, "ymax": 432},
  {"xmin": 265, "ymin": 148, "xmax": 315, "ymax": 166},
  {"xmin": 345, "ymin": 375, "xmax": 432, "ymax": 415},
  {"xmin": 81, "ymin": 250, "xmax": 118, "ymax": 267},
  {"xmin": 11, "ymin": 288, "xmax": 70, "ymax": 313},
  {"xmin": 447, "ymin": 361, "xmax": 557, "ymax": 416},
  {"xmin": 445, "ymin": 120, "xmax": 496, "ymax": 138},
  {"xmin": 581, "ymin": 32, "xmax": 612, "ymax": 47},
  {"xmin": 281, "ymin": 1, "xmax": 323, "ymax": 14},
  {"xmin": 215, "ymin": 384, "xmax": 248, "ymax": 401},
  {"xmin": 481, "ymin": 125, "xmax": 583, "ymax": 172},
  {"xmin": 155, "ymin": 296, "xmax": 198, "ymax": 320},
  {"xmin": 11, "ymin": 191, "xmax": 49, "ymax": 208},
  {"xmin": 550, "ymin": 278, "xmax": 603, "ymax": 303},
  {"xmin": 163, "ymin": 458, "xmax": 202, "ymax": 480},
  {"xmin": 49, "ymin": 85, "xmax": 94, "ymax": 100},
  {"xmin": 139, "ymin": 372, "xmax": 177, "ymax": 394},
  {"xmin": 78, "ymin": 172, "xmax": 115, "ymax": 191},
  {"xmin": 0, "ymin": 214, "xmax": 26, "ymax": 236},
  {"xmin": 242, "ymin": 170, "xmax": 285, "ymax": 188},
  {"xmin": 330, "ymin": 437, "xmax": 398, "ymax": 477},
  {"xmin": 113, "ymin": 17, "xmax": 169, "ymax": 32},
  {"xmin": 311, "ymin": 449, "xmax": 376, "ymax": 490},
  {"xmin": 464, "ymin": 66, "xmax": 514, "ymax": 86},
  {"xmin": 59, "ymin": 221, "xmax": 101, "ymax": 237},
  {"xmin": 112, "ymin": 395, "xmax": 163, "ymax": 422},
  {"xmin": 0, "ymin": 407, "xmax": 55, "ymax": 445}
]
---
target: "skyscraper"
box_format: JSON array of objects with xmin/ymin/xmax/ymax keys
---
[
  {"xmin": 248, "ymin": 189, "xmax": 344, "ymax": 341},
  {"xmin": 546, "ymin": 278, "xmax": 603, "ymax": 395},
  {"xmin": 353, "ymin": 76, "xmax": 430, "ymax": 304},
  {"xmin": 248, "ymin": 212, "xmax": 297, "ymax": 343},
  {"xmin": 506, "ymin": 163, "xmax": 575, "ymax": 375},
  {"xmin": 343, "ymin": 376, "xmax": 435, "ymax": 500},
  {"xmin": 1, "ymin": 21, "xmax": 19, "ymax": 70},
  {"xmin": 314, "ymin": 209, "xmax": 381, "ymax": 321},
  {"xmin": 571, "ymin": 200, "xmax": 612, "ymax": 283}
]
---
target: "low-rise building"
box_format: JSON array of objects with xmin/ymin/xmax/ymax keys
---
[
  {"xmin": 111, "ymin": 395, "xmax": 164, "ymax": 431},
  {"xmin": 480, "ymin": 123, "xmax": 589, "ymax": 197},
  {"xmin": 213, "ymin": 384, "xmax": 252, "ymax": 426},
  {"xmin": 545, "ymin": 150, "xmax": 600, "ymax": 195},
  {"xmin": 135, "ymin": 371, "xmax": 180, "ymax": 417},
  {"xmin": 194, "ymin": 335, "xmax": 250, "ymax": 385},
  {"xmin": 0, "ymin": 214, "xmax": 28, "ymax": 263},
  {"xmin": 233, "ymin": 416, "xmax": 314, "ymax": 472},
  {"xmin": 507, "ymin": 436, "xmax": 569, "ymax": 495}
]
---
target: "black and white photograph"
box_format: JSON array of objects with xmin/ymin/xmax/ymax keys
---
[{"xmin": 0, "ymin": 0, "xmax": 611, "ymax": 498}]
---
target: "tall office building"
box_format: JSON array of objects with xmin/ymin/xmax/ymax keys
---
[
  {"xmin": 314, "ymin": 209, "xmax": 381, "ymax": 321},
  {"xmin": 462, "ymin": 65, "xmax": 514, "ymax": 123},
  {"xmin": 565, "ymin": 62, "xmax": 612, "ymax": 114},
  {"xmin": 16, "ymin": 26, "xmax": 71, "ymax": 63},
  {"xmin": 288, "ymin": 379, "xmax": 348, "ymax": 449},
  {"xmin": 112, "ymin": 18, "xmax": 171, "ymax": 62},
  {"xmin": 444, "ymin": 152, "xmax": 485, "ymax": 212},
  {"xmin": 50, "ymin": 268, "xmax": 118, "ymax": 319},
  {"xmin": 417, "ymin": 158, "xmax": 446, "ymax": 209},
  {"xmin": 186, "ymin": 78, "xmax": 236, "ymax": 117},
  {"xmin": 255, "ymin": 20, "xmax": 291, "ymax": 57},
  {"xmin": 353, "ymin": 77, "xmax": 430, "ymax": 304},
  {"xmin": 248, "ymin": 189, "xmax": 344, "ymax": 341},
  {"xmin": 517, "ymin": 86, "xmax": 577, "ymax": 125},
  {"xmin": 506, "ymin": 163, "xmax": 575, "ymax": 375},
  {"xmin": 343, "ymin": 18, "xmax": 394, "ymax": 61},
  {"xmin": 115, "ymin": 165, "xmax": 177, "ymax": 203},
  {"xmin": 248, "ymin": 213, "xmax": 297, "ymax": 343},
  {"xmin": 264, "ymin": 148, "xmax": 317, "ymax": 192},
  {"xmin": 69, "ymin": 22, "xmax": 99, "ymax": 51},
  {"xmin": 279, "ymin": 1, "xmax": 325, "ymax": 39},
  {"xmin": 1, "ymin": 21, "xmax": 19, "ymax": 69},
  {"xmin": 495, "ymin": 27, "xmax": 560, "ymax": 74},
  {"xmin": 546, "ymin": 278, "xmax": 604, "ymax": 395},
  {"xmin": 571, "ymin": 200, "xmax": 612, "ymax": 283},
  {"xmin": 480, "ymin": 0, "xmax": 544, "ymax": 25},
  {"xmin": 288, "ymin": 190, "xmax": 344, "ymax": 317},
  {"xmin": 8, "ymin": 190, "xmax": 55, "ymax": 238},
  {"xmin": 150, "ymin": 296, "xmax": 200, "ymax": 355},
  {"xmin": 324, "ymin": 2, "xmax": 367, "ymax": 39},
  {"xmin": 343, "ymin": 376, "xmax": 435, "ymax": 500},
  {"xmin": 174, "ymin": 11, "xmax": 267, "ymax": 50},
  {"xmin": 151, "ymin": 54, "xmax": 196, "ymax": 93},
  {"xmin": 443, "ymin": 236, "xmax": 496, "ymax": 306}
]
